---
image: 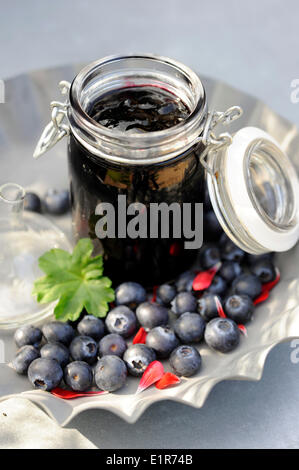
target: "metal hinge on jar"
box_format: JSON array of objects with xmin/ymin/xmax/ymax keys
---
[
  {"xmin": 33, "ymin": 81, "xmax": 71, "ymax": 159},
  {"xmin": 198, "ymin": 106, "xmax": 243, "ymax": 176}
]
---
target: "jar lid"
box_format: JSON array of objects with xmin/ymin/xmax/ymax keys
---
[{"xmin": 206, "ymin": 126, "xmax": 299, "ymax": 254}]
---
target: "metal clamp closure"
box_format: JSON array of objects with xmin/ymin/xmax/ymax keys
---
[
  {"xmin": 199, "ymin": 106, "xmax": 243, "ymax": 175},
  {"xmin": 33, "ymin": 81, "xmax": 71, "ymax": 159}
]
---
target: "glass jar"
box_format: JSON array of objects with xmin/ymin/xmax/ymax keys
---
[
  {"xmin": 34, "ymin": 54, "xmax": 299, "ymax": 285},
  {"xmin": 67, "ymin": 55, "xmax": 209, "ymax": 285}
]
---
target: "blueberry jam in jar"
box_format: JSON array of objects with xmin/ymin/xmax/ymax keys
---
[
  {"xmin": 89, "ymin": 87, "xmax": 190, "ymax": 132},
  {"xmin": 35, "ymin": 54, "xmax": 299, "ymax": 286},
  {"xmin": 65, "ymin": 55, "xmax": 208, "ymax": 285}
]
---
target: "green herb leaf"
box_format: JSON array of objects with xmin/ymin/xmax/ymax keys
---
[{"xmin": 32, "ymin": 238, "xmax": 114, "ymax": 322}]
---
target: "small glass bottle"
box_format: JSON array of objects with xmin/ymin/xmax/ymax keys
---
[{"xmin": 0, "ymin": 183, "xmax": 70, "ymax": 328}]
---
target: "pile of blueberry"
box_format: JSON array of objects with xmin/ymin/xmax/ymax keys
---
[
  {"xmin": 10, "ymin": 233, "xmax": 277, "ymax": 395},
  {"xmin": 24, "ymin": 188, "xmax": 70, "ymax": 215}
]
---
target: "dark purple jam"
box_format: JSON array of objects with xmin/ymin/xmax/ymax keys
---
[
  {"xmin": 89, "ymin": 87, "xmax": 190, "ymax": 132},
  {"xmin": 68, "ymin": 86, "xmax": 205, "ymax": 286}
]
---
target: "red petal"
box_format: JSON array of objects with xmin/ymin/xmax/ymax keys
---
[
  {"xmin": 133, "ymin": 327, "xmax": 147, "ymax": 345},
  {"xmin": 253, "ymin": 289, "xmax": 270, "ymax": 305},
  {"xmin": 151, "ymin": 285, "xmax": 158, "ymax": 303},
  {"xmin": 254, "ymin": 268, "xmax": 280, "ymax": 305},
  {"xmin": 155, "ymin": 372, "xmax": 180, "ymax": 389},
  {"xmin": 215, "ymin": 296, "xmax": 227, "ymax": 318},
  {"xmin": 262, "ymin": 268, "xmax": 280, "ymax": 292},
  {"xmin": 136, "ymin": 361, "xmax": 164, "ymax": 394},
  {"xmin": 238, "ymin": 324, "xmax": 248, "ymax": 336},
  {"xmin": 51, "ymin": 388, "xmax": 108, "ymax": 399},
  {"xmin": 192, "ymin": 262, "xmax": 221, "ymax": 291}
]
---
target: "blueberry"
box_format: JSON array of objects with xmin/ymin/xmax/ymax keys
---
[
  {"xmin": 24, "ymin": 192, "xmax": 41, "ymax": 213},
  {"xmin": 69, "ymin": 335, "xmax": 98, "ymax": 364},
  {"xmin": 219, "ymin": 261, "xmax": 243, "ymax": 283},
  {"xmin": 66, "ymin": 311, "xmax": 85, "ymax": 329},
  {"xmin": 219, "ymin": 232, "xmax": 230, "ymax": 247},
  {"xmin": 221, "ymin": 239, "xmax": 245, "ymax": 263},
  {"xmin": 207, "ymin": 275, "xmax": 227, "ymax": 297},
  {"xmin": 115, "ymin": 282, "xmax": 146, "ymax": 308},
  {"xmin": 95, "ymin": 355, "xmax": 127, "ymax": 391},
  {"xmin": 232, "ymin": 274, "xmax": 262, "ymax": 299},
  {"xmin": 40, "ymin": 342, "xmax": 70, "ymax": 368},
  {"xmin": 14, "ymin": 325, "xmax": 42, "ymax": 348},
  {"xmin": 123, "ymin": 344, "xmax": 156, "ymax": 377},
  {"xmin": 247, "ymin": 253, "xmax": 274, "ymax": 266},
  {"xmin": 169, "ymin": 345, "xmax": 202, "ymax": 377},
  {"xmin": 105, "ymin": 306, "xmax": 137, "ymax": 338},
  {"xmin": 156, "ymin": 284, "xmax": 177, "ymax": 306},
  {"xmin": 136, "ymin": 302, "xmax": 168, "ymax": 330},
  {"xmin": 42, "ymin": 321, "xmax": 75, "ymax": 346},
  {"xmin": 28, "ymin": 358, "xmax": 63, "ymax": 391},
  {"xmin": 250, "ymin": 260, "xmax": 276, "ymax": 284},
  {"xmin": 199, "ymin": 244, "xmax": 221, "ymax": 269},
  {"xmin": 98, "ymin": 333, "xmax": 127, "ymax": 358},
  {"xmin": 44, "ymin": 189, "xmax": 70, "ymax": 215},
  {"xmin": 175, "ymin": 270, "xmax": 195, "ymax": 293},
  {"xmin": 203, "ymin": 211, "xmax": 223, "ymax": 242},
  {"xmin": 171, "ymin": 292, "xmax": 197, "ymax": 317},
  {"xmin": 146, "ymin": 326, "xmax": 179, "ymax": 358},
  {"xmin": 197, "ymin": 293, "xmax": 219, "ymax": 321},
  {"xmin": 77, "ymin": 315, "xmax": 105, "ymax": 340},
  {"xmin": 11, "ymin": 345, "xmax": 40, "ymax": 374},
  {"xmin": 174, "ymin": 313, "xmax": 205, "ymax": 344},
  {"xmin": 204, "ymin": 317, "xmax": 240, "ymax": 353},
  {"xmin": 224, "ymin": 295, "xmax": 254, "ymax": 324},
  {"xmin": 64, "ymin": 361, "xmax": 93, "ymax": 392}
]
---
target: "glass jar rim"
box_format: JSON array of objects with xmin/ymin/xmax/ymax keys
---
[{"xmin": 68, "ymin": 54, "xmax": 207, "ymax": 164}]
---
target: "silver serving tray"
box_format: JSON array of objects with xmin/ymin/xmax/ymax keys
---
[{"xmin": 0, "ymin": 64, "xmax": 299, "ymax": 426}]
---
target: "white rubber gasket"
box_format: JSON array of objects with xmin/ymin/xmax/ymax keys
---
[{"xmin": 225, "ymin": 126, "xmax": 299, "ymax": 252}]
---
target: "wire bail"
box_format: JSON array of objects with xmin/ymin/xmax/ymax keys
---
[
  {"xmin": 199, "ymin": 106, "xmax": 243, "ymax": 175},
  {"xmin": 33, "ymin": 81, "xmax": 71, "ymax": 159}
]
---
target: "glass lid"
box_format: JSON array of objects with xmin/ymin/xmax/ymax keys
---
[{"xmin": 206, "ymin": 127, "xmax": 299, "ymax": 254}]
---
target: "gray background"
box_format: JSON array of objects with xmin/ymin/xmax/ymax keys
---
[{"xmin": 1, "ymin": 0, "xmax": 299, "ymax": 449}]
